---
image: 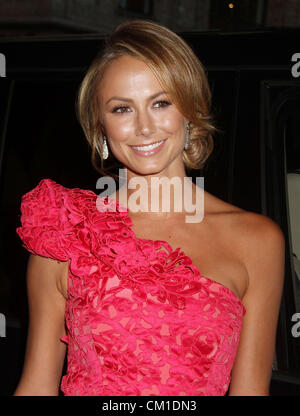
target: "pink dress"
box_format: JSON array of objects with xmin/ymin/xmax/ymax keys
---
[{"xmin": 16, "ymin": 178, "xmax": 246, "ymax": 396}]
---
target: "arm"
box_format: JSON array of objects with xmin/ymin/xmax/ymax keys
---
[
  {"xmin": 228, "ymin": 213, "xmax": 285, "ymax": 396},
  {"xmin": 13, "ymin": 254, "xmax": 68, "ymax": 396}
]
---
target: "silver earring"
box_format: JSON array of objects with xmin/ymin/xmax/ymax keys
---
[
  {"xmin": 102, "ymin": 136, "xmax": 109, "ymax": 160},
  {"xmin": 184, "ymin": 122, "xmax": 190, "ymax": 150}
]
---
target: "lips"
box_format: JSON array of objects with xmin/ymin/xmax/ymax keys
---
[
  {"xmin": 131, "ymin": 139, "xmax": 165, "ymax": 151},
  {"xmin": 129, "ymin": 139, "xmax": 167, "ymax": 157}
]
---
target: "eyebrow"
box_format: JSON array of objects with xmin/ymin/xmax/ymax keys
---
[{"xmin": 105, "ymin": 91, "xmax": 168, "ymax": 105}]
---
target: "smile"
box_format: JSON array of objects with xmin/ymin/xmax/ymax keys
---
[
  {"xmin": 129, "ymin": 139, "xmax": 167, "ymax": 157},
  {"xmin": 131, "ymin": 139, "xmax": 165, "ymax": 151}
]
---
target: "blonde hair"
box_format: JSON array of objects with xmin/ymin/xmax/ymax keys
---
[{"xmin": 76, "ymin": 19, "xmax": 216, "ymax": 175}]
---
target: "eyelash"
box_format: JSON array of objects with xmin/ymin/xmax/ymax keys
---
[{"xmin": 111, "ymin": 100, "xmax": 171, "ymax": 114}]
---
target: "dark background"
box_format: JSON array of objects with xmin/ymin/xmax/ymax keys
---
[{"xmin": 0, "ymin": 0, "xmax": 300, "ymax": 396}]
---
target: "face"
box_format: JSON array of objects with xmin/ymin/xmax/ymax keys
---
[{"xmin": 98, "ymin": 55, "xmax": 188, "ymax": 177}]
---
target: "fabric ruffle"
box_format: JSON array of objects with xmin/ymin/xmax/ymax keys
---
[
  {"xmin": 16, "ymin": 179, "xmax": 70, "ymax": 261},
  {"xmin": 16, "ymin": 178, "xmax": 222, "ymax": 310}
]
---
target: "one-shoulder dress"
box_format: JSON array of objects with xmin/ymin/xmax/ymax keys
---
[{"xmin": 16, "ymin": 178, "xmax": 246, "ymax": 396}]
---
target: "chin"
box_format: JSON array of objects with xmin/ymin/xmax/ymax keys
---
[
  {"xmin": 128, "ymin": 167, "xmax": 164, "ymax": 176},
  {"xmin": 127, "ymin": 163, "xmax": 166, "ymax": 177}
]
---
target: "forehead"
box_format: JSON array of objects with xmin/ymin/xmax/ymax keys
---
[{"xmin": 98, "ymin": 55, "xmax": 162, "ymax": 97}]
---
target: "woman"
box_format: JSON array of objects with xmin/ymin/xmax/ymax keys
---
[{"xmin": 14, "ymin": 20, "xmax": 285, "ymax": 396}]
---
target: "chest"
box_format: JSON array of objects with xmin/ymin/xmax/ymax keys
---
[
  {"xmin": 59, "ymin": 214, "xmax": 249, "ymax": 302},
  {"xmin": 128, "ymin": 217, "xmax": 249, "ymax": 301}
]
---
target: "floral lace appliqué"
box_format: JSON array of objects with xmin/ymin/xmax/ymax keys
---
[{"xmin": 16, "ymin": 178, "xmax": 246, "ymax": 396}]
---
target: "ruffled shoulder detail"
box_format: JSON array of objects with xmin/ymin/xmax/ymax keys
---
[{"xmin": 16, "ymin": 178, "xmax": 70, "ymax": 261}]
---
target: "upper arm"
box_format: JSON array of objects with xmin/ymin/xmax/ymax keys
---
[
  {"xmin": 229, "ymin": 213, "xmax": 285, "ymax": 396},
  {"xmin": 14, "ymin": 254, "xmax": 68, "ymax": 396}
]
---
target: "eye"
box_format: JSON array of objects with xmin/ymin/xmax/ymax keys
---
[
  {"xmin": 153, "ymin": 100, "xmax": 171, "ymax": 108},
  {"xmin": 111, "ymin": 105, "xmax": 129, "ymax": 114},
  {"xmin": 111, "ymin": 100, "xmax": 171, "ymax": 114}
]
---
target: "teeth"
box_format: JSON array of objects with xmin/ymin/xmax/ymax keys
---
[{"xmin": 132, "ymin": 140, "xmax": 164, "ymax": 151}]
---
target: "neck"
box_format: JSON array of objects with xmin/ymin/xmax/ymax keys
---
[{"xmin": 115, "ymin": 165, "xmax": 204, "ymax": 223}]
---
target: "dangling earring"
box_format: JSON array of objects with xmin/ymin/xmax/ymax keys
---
[
  {"xmin": 102, "ymin": 136, "xmax": 109, "ymax": 160},
  {"xmin": 184, "ymin": 122, "xmax": 190, "ymax": 150}
]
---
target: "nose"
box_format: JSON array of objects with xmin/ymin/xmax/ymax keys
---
[{"xmin": 135, "ymin": 109, "xmax": 155, "ymax": 137}]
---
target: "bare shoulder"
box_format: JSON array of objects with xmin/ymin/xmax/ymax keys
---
[
  {"xmin": 226, "ymin": 207, "xmax": 285, "ymax": 295},
  {"xmin": 230, "ymin": 209, "xmax": 285, "ymax": 250},
  {"xmin": 205, "ymin": 190, "xmax": 285, "ymax": 246},
  {"xmin": 205, "ymin": 191, "xmax": 285, "ymax": 287}
]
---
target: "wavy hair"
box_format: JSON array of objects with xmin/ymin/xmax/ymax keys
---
[{"xmin": 76, "ymin": 19, "xmax": 216, "ymax": 175}]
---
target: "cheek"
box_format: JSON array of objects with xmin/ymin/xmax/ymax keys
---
[
  {"xmin": 105, "ymin": 117, "xmax": 132, "ymax": 143},
  {"xmin": 161, "ymin": 113, "xmax": 185, "ymax": 135}
]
